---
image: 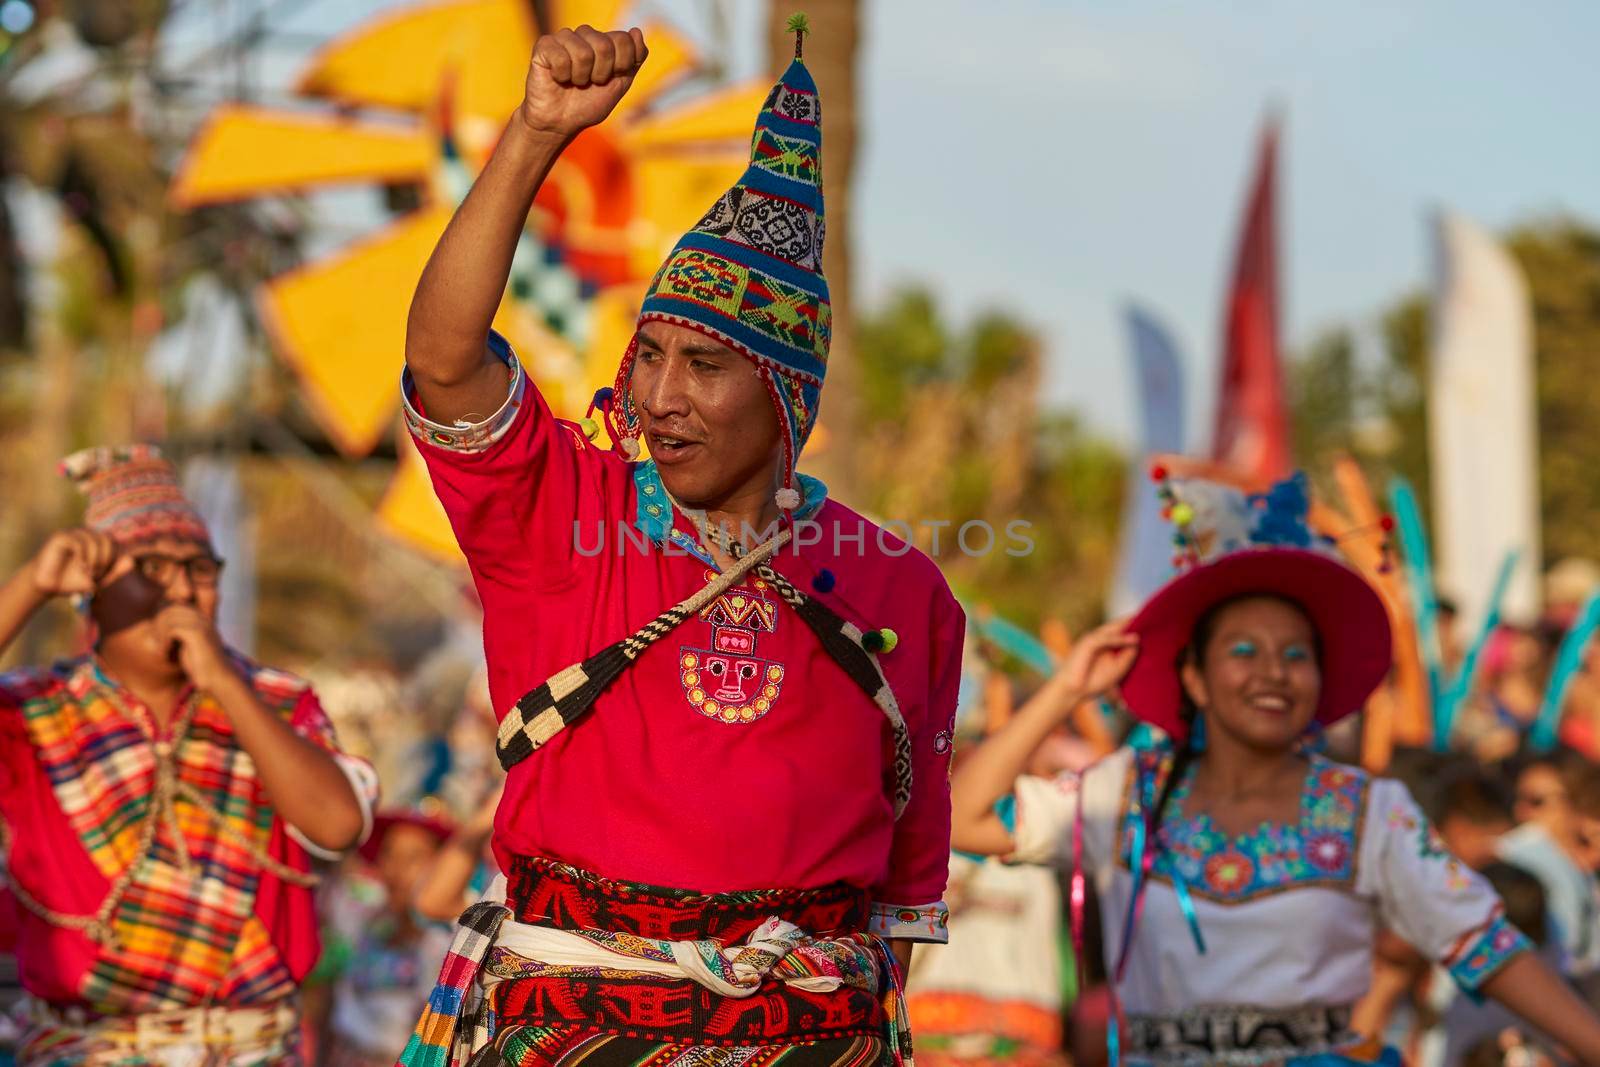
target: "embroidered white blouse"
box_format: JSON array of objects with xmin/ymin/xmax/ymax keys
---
[{"xmin": 1008, "ymin": 745, "xmax": 1528, "ymax": 1022}]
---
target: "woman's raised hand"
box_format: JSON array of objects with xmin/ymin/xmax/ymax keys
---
[{"xmin": 1057, "ymin": 619, "xmax": 1140, "ymax": 704}]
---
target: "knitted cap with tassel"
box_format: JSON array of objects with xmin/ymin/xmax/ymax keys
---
[{"xmin": 607, "ymin": 13, "xmax": 828, "ymax": 514}]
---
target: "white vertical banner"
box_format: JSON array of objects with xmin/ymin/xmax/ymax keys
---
[
  {"xmin": 1109, "ymin": 305, "xmax": 1188, "ymax": 615},
  {"xmin": 1428, "ymin": 212, "xmax": 1541, "ymax": 624}
]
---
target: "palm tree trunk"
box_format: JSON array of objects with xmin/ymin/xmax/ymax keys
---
[
  {"xmin": 0, "ymin": 136, "xmax": 25, "ymax": 350},
  {"xmin": 767, "ymin": 1, "xmax": 861, "ymax": 500}
]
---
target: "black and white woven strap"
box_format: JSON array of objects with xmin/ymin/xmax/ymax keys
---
[{"xmin": 495, "ymin": 530, "xmax": 791, "ymax": 771}]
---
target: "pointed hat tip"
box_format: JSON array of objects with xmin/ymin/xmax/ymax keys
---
[{"xmin": 786, "ymin": 12, "xmax": 809, "ymax": 59}]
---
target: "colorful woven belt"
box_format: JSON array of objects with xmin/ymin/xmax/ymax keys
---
[{"xmin": 399, "ymin": 857, "xmax": 910, "ymax": 1067}]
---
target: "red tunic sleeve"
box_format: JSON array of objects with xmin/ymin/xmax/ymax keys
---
[
  {"xmin": 401, "ymin": 331, "xmax": 624, "ymax": 596},
  {"xmin": 869, "ymin": 581, "xmax": 964, "ymax": 942}
]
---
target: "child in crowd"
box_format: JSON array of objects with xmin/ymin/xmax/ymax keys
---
[
  {"xmin": 323, "ymin": 812, "xmax": 455, "ymax": 1067},
  {"xmin": 412, "ymin": 784, "xmax": 501, "ymax": 923},
  {"xmin": 1437, "ymin": 766, "xmax": 1518, "ymax": 872}
]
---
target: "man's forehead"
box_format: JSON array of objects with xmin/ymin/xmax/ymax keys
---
[
  {"xmin": 130, "ymin": 535, "xmax": 214, "ymax": 559},
  {"xmin": 638, "ymin": 323, "xmax": 738, "ymax": 358}
]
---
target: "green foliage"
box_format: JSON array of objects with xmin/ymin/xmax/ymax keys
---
[
  {"xmin": 1507, "ymin": 221, "xmax": 1600, "ymax": 564},
  {"xmin": 1288, "ymin": 326, "xmax": 1359, "ymax": 496},
  {"xmin": 850, "ymin": 287, "xmax": 1125, "ymax": 631},
  {"xmin": 1289, "ymin": 218, "xmax": 1600, "ymax": 569},
  {"xmin": 1374, "ymin": 295, "xmax": 1430, "ymax": 503},
  {"xmin": 855, "ymin": 289, "xmax": 948, "ymax": 424}
]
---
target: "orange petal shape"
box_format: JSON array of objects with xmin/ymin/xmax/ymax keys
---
[
  {"xmin": 296, "ymin": 0, "xmax": 532, "ymax": 121},
  {"xmin": 257, "ymin": 205, "xmax": 453, "ymax": 456},
  {"xmin": 550, "ymin": 0, "xmax": 627, "ymax": 32},
  {"xmin": 583, "ymin": 282, "xmax": 646, "ymax": 400},
  {"xmin": 610, "ymin": 22, "xmax": 698, "ymax": 120},
  {"xmin": 616, "ymin": 81, "xmax": 770, "ymax": 152},
  {"xmin": 625, "ymin": 150, "xmax": 748, "ymax": 276},
  {"xmin": 377, "ymin": 434, "xmax": 465, "ymax": 564},
  {"xmin": 170, "ymin": 106, "xmax": 433, "ymax": 207}
]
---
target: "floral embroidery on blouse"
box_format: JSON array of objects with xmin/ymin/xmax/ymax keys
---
[
  {"xmin": 1118, "ymin": 747, "xmax": 1370, "ymax": 904},
  {"xmin": 1387, "ymin": 795, "xmax": 1473, "ymax": 890}
]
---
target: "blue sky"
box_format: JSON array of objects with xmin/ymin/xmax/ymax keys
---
[
  {"xmin": 847, "ymin": 0, "xmax": 1600, "ymax": 446},
  {"xmin": 265, "ymin": 0, "xmax": 1600, "ymax": 446}
]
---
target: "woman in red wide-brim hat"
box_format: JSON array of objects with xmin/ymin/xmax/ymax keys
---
[{"xmin": 951, "ymin": 473, "xmax": 1600, "ymax": 1067}]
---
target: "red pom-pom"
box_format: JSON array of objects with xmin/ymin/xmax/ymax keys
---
[
  {"xmin": 1161, "ymin": 507, "xmax": 1173, "ymax": 521},
  {"xmin": 1379, "ymin": 515, "xmax": 1396, "ymax": 533},
  {"xmin": 1150, "ymin": 464, "xmax": 1169, "ymax": 482}
]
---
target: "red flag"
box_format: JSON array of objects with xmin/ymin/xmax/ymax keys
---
[{"xmin": 1213, "ymin": 118, "xmax": 1290, "ymax": 481}]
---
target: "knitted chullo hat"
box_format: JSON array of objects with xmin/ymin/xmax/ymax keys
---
[
  {"xmin": 61, "ymin": 444, "xmax": 211, "ymax": 547},
  {"xmin": 606, "ymin": 15, "xmax": 828, "ymax": 513}
]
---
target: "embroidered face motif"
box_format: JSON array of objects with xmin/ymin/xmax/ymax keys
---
[
  {"xmin": 704, "ymin": 653, "xmax": 762, "ymax": 703},
  {"xmin": 680, "ymin": 576, "xmax": 786, "ymax": 724}
]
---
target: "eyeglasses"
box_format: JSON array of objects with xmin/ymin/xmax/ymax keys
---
[{"xmin": 132, "ymin": 553, "xmax": 225, "ymax": 588}]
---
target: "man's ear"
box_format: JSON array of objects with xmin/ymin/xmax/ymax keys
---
[{"xmin": 1180, "ymin": 655, "xmax": 1208, "ymax": 712}]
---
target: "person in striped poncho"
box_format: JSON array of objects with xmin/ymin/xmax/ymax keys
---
[{"xmin": 0, "ymin": 445, "xmax": 378, "ymax": 1066}]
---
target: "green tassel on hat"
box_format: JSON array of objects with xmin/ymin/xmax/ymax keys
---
[{"xmin": 786, "ymin": 12, "xmax": 809, "ymax": 59}]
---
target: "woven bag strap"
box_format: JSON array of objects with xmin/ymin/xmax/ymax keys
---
[{"xmin": 496, "ymin": 529, "xmax": 791, "ymax": 769}]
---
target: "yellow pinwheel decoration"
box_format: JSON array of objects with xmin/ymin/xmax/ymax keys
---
[{"xmin": 171, "ymin": 0, "xmax": 766, "ymax": 559}]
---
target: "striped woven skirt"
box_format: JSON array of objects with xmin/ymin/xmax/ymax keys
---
[{"xmin": 464, "ymin": 856, "xmax": 893, "ymax": 1067}]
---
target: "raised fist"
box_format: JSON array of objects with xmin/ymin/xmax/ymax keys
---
[
  {"xmin": 520, "ymin": 25, "xmax": 648, "ymax": 139},
  {"xmin": 29, "ymin": 528, "xmax": 124, "ymax": 598}
]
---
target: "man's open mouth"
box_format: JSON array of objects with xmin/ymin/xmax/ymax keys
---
[{"xmin": 648, "ymin": 431, "xmax": 701, "ymax": 461}]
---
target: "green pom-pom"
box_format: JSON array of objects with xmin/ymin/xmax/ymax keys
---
[
  {"xmin": 786, "ymin": 12, "xmax": 809, "ymax": 58},
  {"xmin": 864, "ymin": 628, "xmax": 897, "ymax": 654},
  {"xmin": 578, "ymin": 417, "xmax": 600, "ymax": 441}
]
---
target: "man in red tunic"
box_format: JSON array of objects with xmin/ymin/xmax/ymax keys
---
[{"xmin": 400, "ymin": 19, "xmax": 964, "ymax": 1067}]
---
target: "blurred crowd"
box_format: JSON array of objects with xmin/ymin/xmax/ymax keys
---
[
  {"xmin": 905, "ymin": 559, "xmax": 1600, "ymax": 1067},
  {"xmin": 2, "ymin": 560, "xmax": 1594, "ymax": 1067}
]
